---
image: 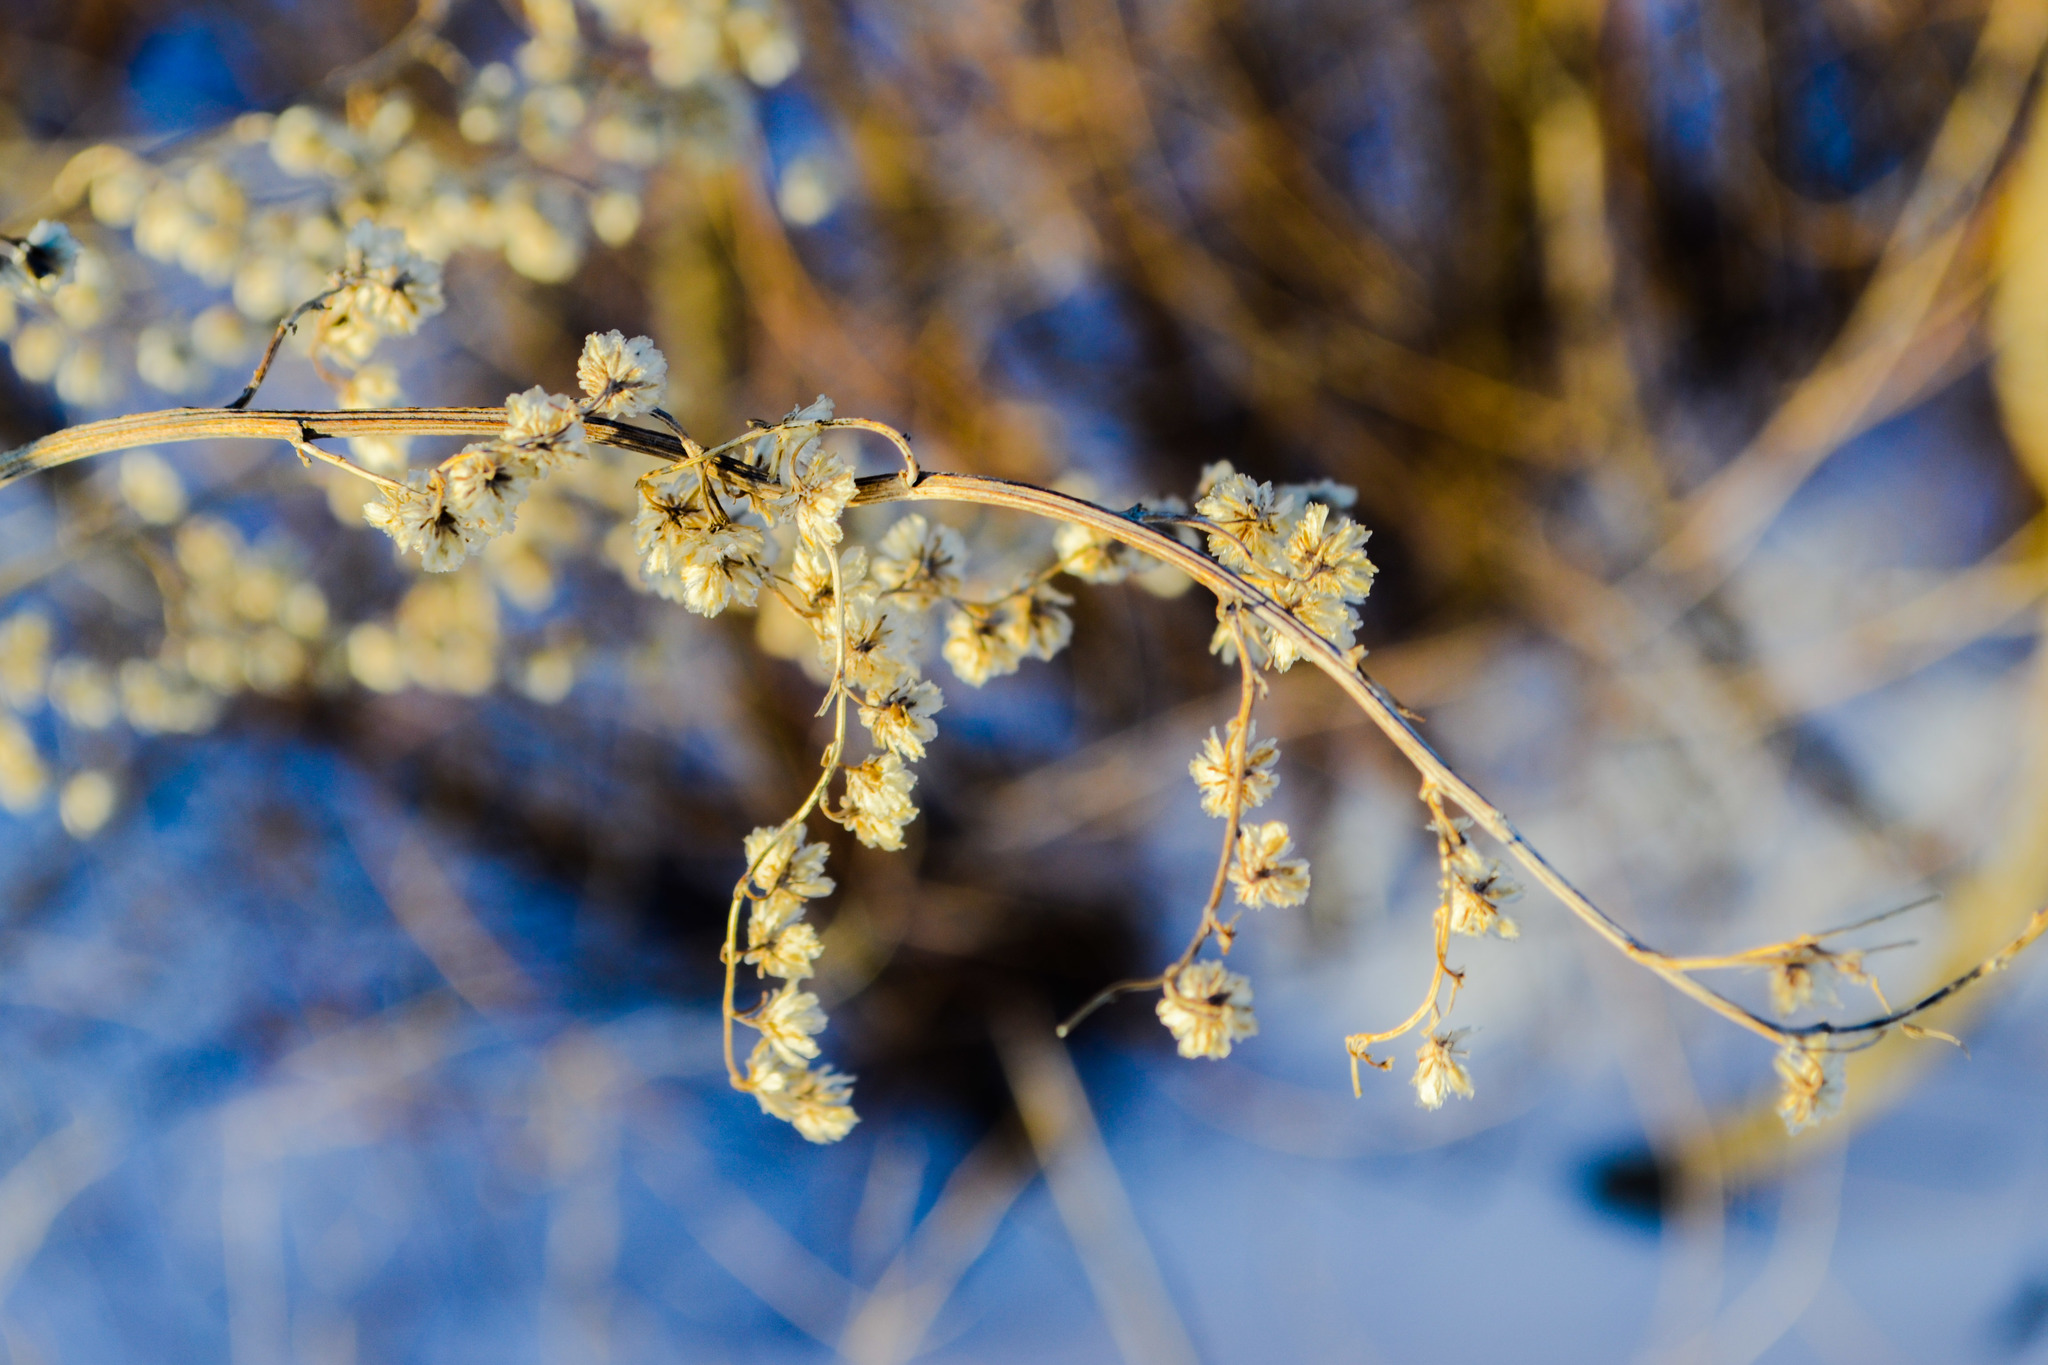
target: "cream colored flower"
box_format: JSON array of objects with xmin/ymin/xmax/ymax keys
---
[
  {"xmin": 441, "ymin": 442, "xmax": 534, "ymax": 534},
  {"xmin": 680, "ymin": 528, "xmax": 768, "ymax": 616},
  {"xmin": 5, "ymin": 221, "xmax": 79, "ymax": 295},
  {"xmin": 743, "ymin": 822, "xmax": 834, "ymax": 936},
  {"xmin": 999, "ymin": 584, "xmax": 1073, "ymax": 661},
  {"xmin": 1255, "ymin": 576, "xmax": 1360, "ymax": 670},
  {"xmin": 49, "ymin": 659, "xmax": 117, "ymax": 729},
  {"xmin": 1446, "ymin": 874, "xmax": 1520, "ymax": 940},
  {"xmin": 315, "ymin": 309, "xmax": 383, "ymax": 366},
  {"xmin": 1774, "ymin": 1043, "xmax": 1845, "ymax": 1133},
  {"xmin": 1054, "ymin": 521, "xmax": 1138, "ymax": 584},
  {"xmin": 58, "ymin": 769, "xmax": 115, "ymax": 838},
  {"xmin": 0, "ymin": 612, "xmax": 51, "ymax": 710},
  {"xmin": 1446, "ymin": 852, "xmax": 1519, "ymax": 944},
  {"xmin": 1194, "ymin": 471, "xmax": 1291, "ymax": 572},
  {"xmin": 1156, "ymin": 960, "xmax": 1258, "ymax": 1060},
  {"xmin": 747, "ymin": 1042, "xmax": 859, "ymax": 1144},
  {"xmin": 119, "ymin": 658, "xmax": 218, "ymax": 734},
  {"xmin": 872, "ymin": 513, "xmax": 964, "ymax": 605},
  {"xmin": 1760, "ymin": 940, "xmax": 1882, "ymax": 1018},
  {"xmin": 784, "ymin": 394, "xmax": 835, "ymax": 424},
  {"xmin": 1229, "ymin": 820, "xmax": 1311, "ymax": 909},
  {"xmin": 1432, "ymin": 815, "xmax": 1520, "ymax": 939},
  {"xmin": 501, "ymin": 385, "xmax": 587, "ymax": 467},
  {"xmin": 576, "ymin": 329, "xmax": 667, "ymax": 417},
  {"xmin": 755, "ymin": 985, "xmax": 828, "ymax": 1066},
  {"xmin": 633, "ymin": 472, "xmax": 767, "ymax": 615},
  {"xmin": 859, "ymin": 678, "xmax": 944, "ymax": 760},
  {"xmin": 1206, "ymin": 601, "xmax": 1273, "ymax": 671},
  {"xmin": 790, "ymin": 445, "xmax": 855, "ymax": 547},
  {"xmin": 634, "ymin": 467, "xmax": 716, "ymax": 576},
  {"xmin": 942, "ymin": 605, "xmax": 1024, "ymax": 686},
  {"xmin": 1189, "ymin": 718, "xmax": 1280, "ymax": 817},
  {"xmin": 1413, "ymin": 1031, "xmax": 1474, "ymax": 1109},
  {"xmin": 0, "ymin": 714, "xmax": 46, "ymax": 813},
  {"xmin": 746, "ymin": 921, "xmax": 824, "ymax": 981},
  {"xmin": 745, "ymin": 822, "xmax": 835, "ymax": 900},
  {"xmin": 836, "ymin": 753, "xmax": 918, "ymax": 850},
  {"xmin": 336, "ymin": 364, "xmax": 401, "ymax": 410},
  {"xmin": 1283, "ymin": 501, "xmax": 1376, "ymax": 601},
  {"xmin": 1770, "ymin": 958, "xmax": 1824, "ymax": 1017},
  {"xmin": 331, "ymin": 221, "xmax": 443, "ymax": 336},
  {"xmin": 364, "ymin": 470, "xmax": 480, "ymax": 572},
  {"xmin": 828, "ymin": 595, "xmax": 916, "ymax": 694},
  {"xmin": 788, "ymin": 543, "xmax": 868, "ymax": 614},
  {"xmin": 750, "ymin": 394, "xmax": 836, "ymax": 479}
]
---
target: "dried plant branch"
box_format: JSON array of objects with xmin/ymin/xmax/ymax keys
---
[{"xmin": 7, "ymin": 399, "xmax": 2042, "ymax": 1122}]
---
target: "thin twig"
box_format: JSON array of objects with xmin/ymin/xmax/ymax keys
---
[
  {"xmin": 287, "ymin": 432, "xmax": 406, "ymax": 493},
  {"xmin": 1054, "ymin": 976, "xmax": 1166, "ymax": 1038},
  {"xmin": 225, "ymin": 289, "xmax": 339, "ymax": 410}
]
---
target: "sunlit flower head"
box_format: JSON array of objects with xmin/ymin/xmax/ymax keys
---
[
  {"xmin": 1156, "ymin": 960, "xmax": 1258, "ymax": 1060},
  {"xmin": 1413, "ymin": 1031, "xmax": 1474, "ymax": 1109},
  {"xmin": 1229, "ymin": 820, "xmax": 1311, "ymax": 909},
  {"xmin": 363, "ymin": 470, "xmax": 480, "ymax": 572},
  {"xmin": 1190, "ymin": 718, "xmax": 1280, "ymax": 818},
  {"xmin": 577, "ymin": 329, "xmax": 667, "ymax": 418},
  {"xmin": 859, "ymin": 678, "xmax": 944, "ymax": 761}
]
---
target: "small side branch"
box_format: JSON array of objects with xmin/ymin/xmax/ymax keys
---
[{"xmin": 226, "ymin": 289, "xmax": 340, "ymax": 411}]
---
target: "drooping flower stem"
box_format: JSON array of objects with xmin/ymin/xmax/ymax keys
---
[
  {"xmin": 1170, "ymin": 606, "xmax": 1261, "ymax": 975},
  {"xmin": 719, "ymin": 547, "xmax": 853, "ymax": 1088}
]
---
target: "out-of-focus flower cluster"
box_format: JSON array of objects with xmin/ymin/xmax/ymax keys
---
[
  {"xmin": 0, "ymin": 462, "xmax": 342, "ymax": 837},
  {"xmin": 3, "ymin": 0, "xmax": 802, "ymax": 415}
]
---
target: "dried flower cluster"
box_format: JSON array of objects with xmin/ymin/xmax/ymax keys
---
[
  {"xmin": 1412, "ymin": 1031, "xmax": 1475, "ymax": 1110},
  {"xmin": 1193, "ymin": 463, "xmax": 1376, "ymax": 671},
  {"xmin": 0, "ymin": 491, "xmax": 336, "ymax": 832}
]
